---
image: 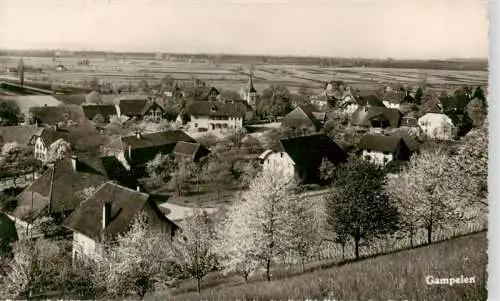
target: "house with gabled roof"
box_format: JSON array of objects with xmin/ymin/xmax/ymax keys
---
[
  {"xmin": 28, "ymin": 104, "xmax": 90, "ymax": 127},
  {"xmin": 350, "ymin": 106, "xmax": 402, "ymax": 132},
  {"xmin": 172, "ymin": 141, "xmax": 210, "ymax": 162},
  {"xmin": 179, "ymin": 100, "xmax": 253, "ymax": 131},
  {"xmin": 120, "ymin": 130, "xmax": 204, "ymax": 176},
  {"xmin": 82, "ymin": 104, "xmax": 117, "ymax": 123},
  {"xmin": 281, "ymin": 104, "xmax": 325, "ymax": 133},
  {"xmin": 29, "ymin": 126, "xmax": 67, "ymax": 162},
  {"xmin": 381, "ymin": 90, "xmax": 414, "ymax": 109},
  {"xmin": 62, "ymin": 181, "xmax": 178, "ymax": 261},
  {"xmin": 5, "ymin": 154, "xmax": 137, "ymax": 237},
  {"xmin": 358, "ymin": 134, "xmax": 412, "ymax": 166},
  {"xmin": 259, "ymin": 133, "xmax": 348, "ymax": 184},
  {"xmin": 0, "ymin": 125, "xmax": 40, "ymax": 147},
  {"xmin": 115, "ymin": 96, "xmax": 166, "ymax": 121}
]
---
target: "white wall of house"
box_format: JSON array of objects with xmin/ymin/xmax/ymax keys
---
[
  {"xmin": 362, "ymin": 149, "xmax": 394, "ymax": 166},
  {"xmin": 339, "ymin": 103, "xmax": 359, "ymax": 117},
  {"xmin": 33, "ymin": 136, "xmax": 48, "ymax": 162},
  {"xmin": 144, "ymin": 106, "xmax": 164, "ymax": 122},
  {"xmin": 187, "ymin": 115, "xmax": 243, "ymax": 131},
  {"xmin": 72, "ymin": 232, "xmax": 102, "ymax": 261},
  {"xmin": 382, "ymin": 101, "xmax": 401, "ymax": 110},
  {"xmin": 418, "ymin": 113, "xmax": 456, "ymax": 140},
  {"xmin": 262, "ymin": 151, "xmax": 296, "ymax": 180}
]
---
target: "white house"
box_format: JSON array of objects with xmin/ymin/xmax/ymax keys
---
[
  {"xmin": 259, "ymin": 133, "xmax": 348, "ymax": 183},
  {"xmin": 418, "ymin": 113, "xmax": 457, "ymax": 140},
  {"xmin": 178, "ymin": 100, "xmax": 252, "ymax": 131},
  {"xmin": 29, "ymin": 127, "xmax": 67, "ymax": 162},
  {"xmin": 63, "ymin": 182, "xmax": 178, "ymax": 261},
  {"xmin": 358, "ymin": 134, "xmax": 412, "ymax": 166}
]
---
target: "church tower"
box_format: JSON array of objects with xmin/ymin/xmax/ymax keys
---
[{"xmin": 244, "ymin": 72, "xmax": 258, "ymax": 107}]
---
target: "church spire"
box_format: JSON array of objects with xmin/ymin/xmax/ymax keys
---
[{"xmin": 248, "ymin": 72, "xmax": 256, "ymax": 93}]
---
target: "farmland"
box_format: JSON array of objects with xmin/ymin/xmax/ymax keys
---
[{"xmin": 0, "ymin": 55, "xmax": 489, "ymax": 95}]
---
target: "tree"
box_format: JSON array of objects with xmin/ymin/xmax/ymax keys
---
[
  {"xmin": 18, "ymin": 59, "xmax": 24, "ymax": 87},
  {"xmin": 92, "ymin": 113, "xmax": 105, "ymax": 124},
  {"xmin": 138, "ymin": 80, "xmax": 150, "ymax": 92},
  {"xmin": 215, "ymin": 196, "xmax": 260, "ymax": 283},
  {"xmin": 145, "ymin": 153, "xmax": 177, "ymax": 188},
  {"xmin": 85, "ymin": 91, "xmax": 102, "ymax": 104},
  {"xmin": 47, "ymin": 138, "xmax": 71, "ymax": 162},
  {"xmin": 259, "ymin": 85, "xmax": 293, "ymax": 118},
  {"xmin": 169, "ymin": 158, "xmax": 196, "ymax": 196},
  {"xmin": 219, "ymin": 89, "xmax": 241, "ymax": 101},
  {"xmin": 218, "ymin": 165, "xmax": 300, "ymax": 281},
  {"xmin": 100, "ymin": 212, "xmax": 176, "ymax": 299},
  {"xmin": 414, "ymin": 87, "xmax": 424, "ymax": 105},
  {"xmin": 227, "ymin": 127, "xmax": 248, "ymax": 148},
  {"xmin": 445, "ymin": 123, "xmax": 488, "ymax": 208},
  {"xmin": 89, "ymin": 78, "xmax": 100, "ymax": 91},
  {"xmin": 384, "ymin": 147, "xmax": 467, "ymax": 245},
  {"xmin": 0, "ymin": 238, "xmax": 89, "ymax": 299},
  {"xmin": 201, "ymin": 156, "xmax": 231, "ymax": 202},
  {"xmin": 326, "ymin": 158, "xmax": 400, "ymax": 259},
  {"xmin": 0, "ymin": 101, "xmax": 22, "ymax": 126},
  {"xmin": 172, "ymin": 209, "xmax": 218, "ymax": 294},
  {"xmin": 160, "ymin": 75, "xmax": 175, "ymax": 91}
]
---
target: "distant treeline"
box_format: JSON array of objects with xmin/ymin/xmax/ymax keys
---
[{"xmin": 0, "ymin": 49, "xmax": 488, "ymax": 71}]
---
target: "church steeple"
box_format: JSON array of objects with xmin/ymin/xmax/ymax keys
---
[{"xmin": 245, "ymin": 72, "xmax": 258, "ymax": 107}]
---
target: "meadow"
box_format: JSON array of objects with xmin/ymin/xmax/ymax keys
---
[
  {"xmin": 0, "ymin": 55, "xmax": 489, "ymax": 95},
  {"xmin": 150, "ymin": 231, "xmax": 487, "ymax": 301}
]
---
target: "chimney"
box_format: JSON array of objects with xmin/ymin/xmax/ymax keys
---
[
  {"xmin": 135, "ymin": 131, "xmax": 142, "ymax": 139},
  {"xmin": 102, "ymin": 201, "xmax": 112, "ymax": 229},
  {"xmin": 70, "ymin": 155, "xmax": 78, "ymax": 171},
  {"xmin": 136, "ymin": 185, "xmax": 141, "ymax": 192},
  {"xmin": 128, "ymin": 144, "xmax": 132, "ymax": 161}
]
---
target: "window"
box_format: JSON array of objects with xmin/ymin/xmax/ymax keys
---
[{"xmin": 195, "ymin": 123, "xmax": 198, "ymax": 128}]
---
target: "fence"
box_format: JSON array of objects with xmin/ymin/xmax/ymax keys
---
[{"xmin": 282, "ymin": 219, "xmax": 487, "ymax": 265}]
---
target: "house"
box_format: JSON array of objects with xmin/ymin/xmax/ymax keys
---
[
  {"xmin": 120, "ymin": 130, "xmax": 202, "ymax": 176},
  {"xmin": 62, "ymin": 181, "xmax": 177, "ymax": 260},
  {"xmin": 172, "ymin": 141, "xmax": 211, "ymax": 162},
  {"xmin": 259, "ymin": 133, "xmax": 348, "ymax": 184},
  {"xmin": 55, "ymin": 64, "xmax": 67, "ymax": 71},
  {"xmin": 281, "ymin": 104, "xmax": 325, "ymax": 133},
  {"xmin": 358, "ymin": 134, "xmax": 412, "ymax": 166},
  {"xmin": 194, "ymin": 86, "xmax": 220, "ymax": 102},
  {"xmin": 29, "ymin": 105, "xmax": 90, "ymax": 127},
  {"xmin": 116, "ymin": 96, "xmax": 166, "ymax": 121},
  {"xmin": 418, "ymin": 112, "xmax": 457, "ymax": 140},
  {"xmin": 350, "ymin": 106, "xmax": 402, "ymax": 132},
  {"xmin": 309, "ymin": 95, "xmax": 329, "ymax": 109},
  {"xmin": 0, "ymin": 125, "xmax": 40, "ymax": 147},
  {"xmin": 1, "ymin": 95, "xmax": 62, "ymax": 115},
  {"xmin": 381, "ymin": 90, "xmax": 414, "ymax": 109},
  {"xmin": 82, "ymin": 104, "xmax": 117, "ymax": 123},
  {"xmin": 29, "ymin": 126, "xmax": 67, "ymax": 162},
  {"xmin": 179, "ymin": 100, "xmax": 253, "ymax": 131},
  {"xmin": 400, "ymin": 116, "xmax": 420, "ymax": 127},
  {"xmin": 6, "ymin": 155, "xmax": 137, "ymax": 236}
]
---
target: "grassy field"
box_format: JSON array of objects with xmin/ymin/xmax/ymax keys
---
[
  {"xmin": 0, "ymin": 56, "xmax": 489, "ymax": 95},
  {"xmin": 150, "ymin": 231, "xmax": 487, "ymax": 301}
]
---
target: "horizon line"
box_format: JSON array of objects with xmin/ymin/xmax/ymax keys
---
[{"xmin": 0, "ymin": 47, "xmax": 488, "ymax": 62}]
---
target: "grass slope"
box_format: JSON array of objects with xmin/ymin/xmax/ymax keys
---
[{"xmin": 151, "ymin": 231, "xmax": 487, "ymax": 301}]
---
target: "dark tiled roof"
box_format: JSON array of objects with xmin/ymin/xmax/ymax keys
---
[
  {"xmin": 121, "ymin": 130, "xmax": 197, "ymax": 166},
  {"xmin": 0, "ymin": 125, "xmax": 40, "ymax": 145},
  {"xmin": 82, "ymin": 104, "xmax": 117, "ymax": 122},
  {"xmin": 186, "ymin": 101, "xmax": 249, "ymax": 118},
  {"xmin": 29, "ymin": 105, "xmax": 90, "ymax": 126},
  {"xmin": 277, "ymin": 133, "xmax": 348, "ymax": 181},
  {"xmin": 356, "ymin": 95, "xmax": 386, "ymax": 107},
  {"xmin": 118, "ymin": 98, "xmax": 149, "ymax": 116},
  {"xmin": 30, "ymin": 127, "xmax": 66, "ymax": 146},
  {"xmin": 121, "ymin": 130, "xmax": 196, "ymax": 150},
  {"xmin": 382, "ymin": 91, "xmax": 413, "ymax": 104},
  {"xmin": 173, "ymin": 141, "xmax": 210, "ymax": 160},
  {"xmin": 386, "ymin": 128, "xmax": 421, "ymax": 152},
  {"xmin": 63, "ymin": 182, "xmax": 177, "ymax": 242},
  {"xmin": 350, "ymin": 106, "xmax": 402, "ymax": 128},
  {"xmin": 10, "ymin": 155, "xmax": 134, "ymax": 221},
  {"xmin": 358, "ymin": 134, "xmax": 406, "ymax": 153},
  {"xmin": 281, "ymin": 105, "xmax": 323, "ymax": 131}
]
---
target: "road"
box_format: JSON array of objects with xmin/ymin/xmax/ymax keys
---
[{"xmin": 159, "ymin": 202, "xmax": 218, "ymax": 222}]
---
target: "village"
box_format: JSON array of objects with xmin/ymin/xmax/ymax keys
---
[{"xmin": 0, "ymin": 55, "xmax": 488, "ymax": 299}]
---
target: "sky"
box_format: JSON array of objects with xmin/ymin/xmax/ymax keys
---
[{"xmin": 0, "ymin": 0, "xmax": 490, "ymax": 59}]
